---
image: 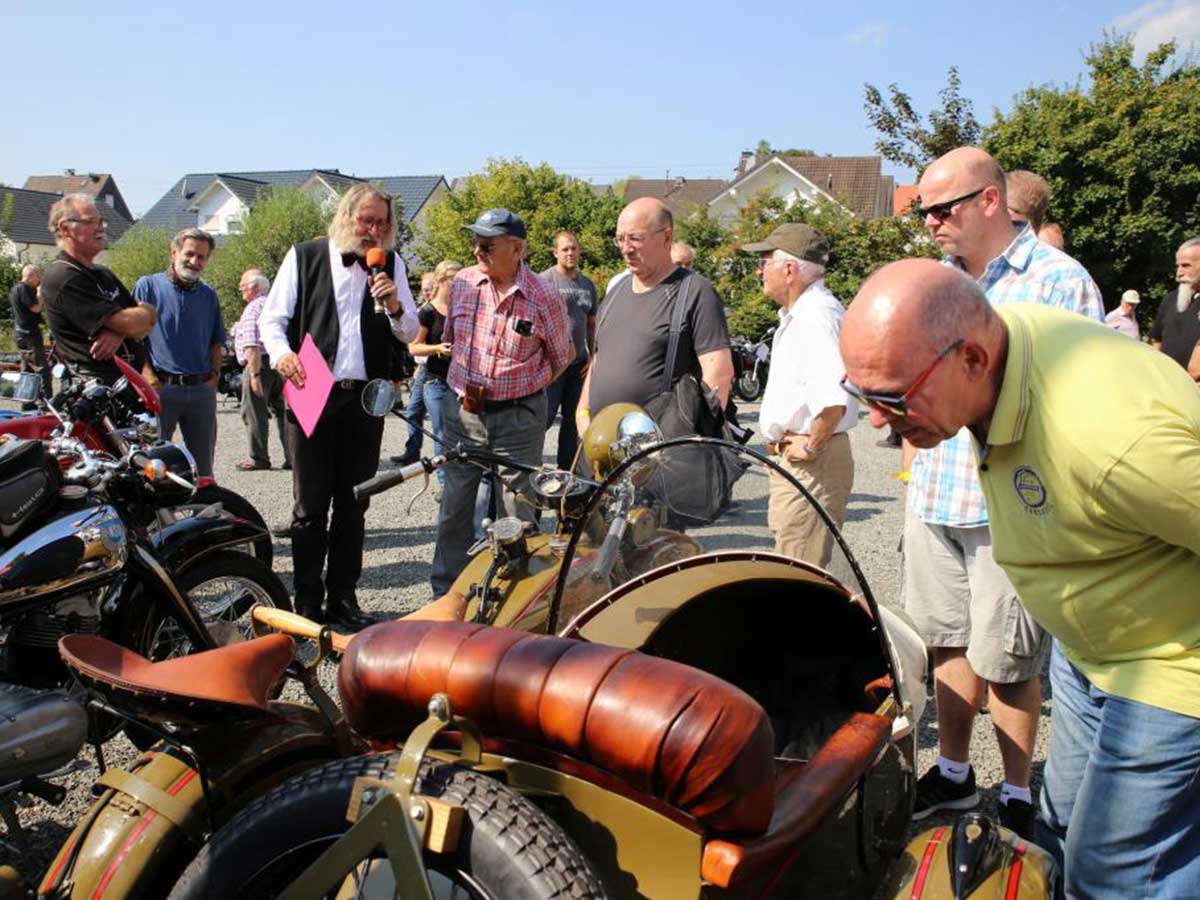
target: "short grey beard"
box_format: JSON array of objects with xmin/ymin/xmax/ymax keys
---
[
  {"xmin": 1178, "ymin": 281, "xmax": 1194, "ymax": 313},
  {"xmin": 176, "ymin": 264, "xmax": 200, "ymax": 283}
]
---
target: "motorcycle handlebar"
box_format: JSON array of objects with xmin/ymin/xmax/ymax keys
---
[
  {"xmin": 353, "ymin": 456, "xmax": 441, "ymax": 501},
  {"xmin": 590, "ymin": 511, "xmax": 629, "ymax": 583},
  {"xmin": 251, "ymin": 605, "xmax": 353, "ymax": 654}
]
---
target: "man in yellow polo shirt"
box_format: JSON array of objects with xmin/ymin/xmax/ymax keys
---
[{"xmin": 839, "ymin": 258, "xmax": 1200, "ymax": 899}]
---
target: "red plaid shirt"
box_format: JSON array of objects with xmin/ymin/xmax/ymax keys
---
[
  {"xmin": 232, "ymin": 295, "xmax": 266, "ymax": 366},
  {"xmin": 444, "ymin": 264, "xmax": 572, "ymax": 401}
]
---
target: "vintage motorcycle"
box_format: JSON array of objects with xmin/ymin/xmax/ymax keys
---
[
  {"xmin": 0, "ymin": 356, "xmax": 272, "ymax": 565},
  {"xmin": 731, "ymin": 329, "xmax": 772, "ymax": 402}
]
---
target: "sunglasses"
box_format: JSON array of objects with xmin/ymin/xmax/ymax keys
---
[
  {"xmin": 914, "ymin": 188, "xmax": 986, "ymax": 221},
  {"xmin": 840, "ymin": 339, "xmax": 964, "ymax": 417}
]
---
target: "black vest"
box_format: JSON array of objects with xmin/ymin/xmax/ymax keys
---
[{"xmin": 286, "ymin": 237, "xmax": 396, "ymax": 380}]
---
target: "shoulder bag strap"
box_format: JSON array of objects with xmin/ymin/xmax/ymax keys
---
[{"xmin": 661, "ymin": 273, "xmax": 695, "ymax": 394}]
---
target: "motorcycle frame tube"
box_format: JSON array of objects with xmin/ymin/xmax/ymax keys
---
[
  {"xmin": 545, "ymin": 436, "xmax": 906, "ymax": 715},
  {"xmin": 39, "ymin": 706, "xmax": 344, "ymax": 900},
  {"xmin": 124, "ymin": 544, "xmax": 218, "ymax": 651}
]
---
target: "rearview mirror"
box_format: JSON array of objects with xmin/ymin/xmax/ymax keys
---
[
  {"xmin": 12, "ymin": 373, "xmax": 41, "ymax": 402},
  {"xmin": 361, "ymin": 379, "xmax": 396, "ymax": 417}
]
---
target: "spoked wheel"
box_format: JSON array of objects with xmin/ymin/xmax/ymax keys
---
[
  {"xmin": 139, "ymin": 549, "xmax": 292, "ymax": 661},
  {"xmin": 735, "ymin": 371, "xmax": 763, "ymax": 401},
  {"xmin": 167, "ymin": 753, "xmax": 609, "ymax": 900}
]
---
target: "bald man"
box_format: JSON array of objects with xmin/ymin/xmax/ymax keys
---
[
  {"xmin": 578, "ymin": 198, "xmax": 732, "ymax": 436},
  {"xmin": 899, "ymin": 147, "xmax": 1103, "ymax": 838},
  {"xmin": 842, "ymin": 258, "xmax": 1200, "ymax": 899}
]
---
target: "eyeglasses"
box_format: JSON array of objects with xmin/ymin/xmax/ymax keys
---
[
  {"xmin": 756, "ymin": 253, "xmax": 787, "ymax": 271},
  {"xmin": 355, "ymin": 215, "xmax": 389, "ymax": 231},
  {"xmin": 612, "ymin": 227, "xmax": 666, "ymax": 249},
  {"xmin": 840, "ymin": 339, "xmax": 964, "ymax": 417},
  {"xmin": 914, "ymin": 188, "xmax": 986, "ymax": 221},
  {"xmin": 65, "ymin": 217, "xmax": 107, "ymax": 228}
]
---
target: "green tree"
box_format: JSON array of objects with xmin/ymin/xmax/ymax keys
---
[
  {"xmin": 105, "ymin": 224, "xmax": 172, "ymax": 290},
  {"xmin": 864, "ymin": 66, "xmax": 981, "ymax": 170},
  {"xmin": 0, "ymin": 193, "xmax": 21, "ymax": 327},
  {"xmin": 984, "ymin": 36, "xmax": 1200, "ymax": 314},
  {"xmin": 204, "ymin": 186, "xmax": 331, "ymax": 322},
  {"xmin": 416, "ymin": 158, "xmax": 624, "ymax": 287}
]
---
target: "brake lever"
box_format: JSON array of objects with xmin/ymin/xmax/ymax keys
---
[{"xmin": 405, "ymin": 471, "xmax": 430, "ymax": 516}]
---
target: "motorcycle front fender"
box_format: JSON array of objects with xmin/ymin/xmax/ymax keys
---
[{"xmin": 151, "ymin": 511, "xmax": 267, "ymax": 575}]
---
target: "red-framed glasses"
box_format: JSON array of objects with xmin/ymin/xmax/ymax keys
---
[{"xmin": 840, "ymin": 339, "xmax": 964, "ymax": 417}]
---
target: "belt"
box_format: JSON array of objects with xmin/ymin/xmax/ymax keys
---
[
  {"xmin": 483, "ymin": 389, "xmax": 543, "ymax": 413},
  {"xmin": 157, "ymin": 371, "xmax": 212, "ymax": 386},
  {"xmin": 334, "ymin": 379, "xmax": 367, "ymax": 391},
  {"xmin": 766, "ymin": 439, "xmax": 791, "ymax": 456}
]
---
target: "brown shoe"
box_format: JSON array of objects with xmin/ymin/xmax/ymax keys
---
[{"xmin": 236, "ymin": 459, "xmax": 270, "ymax": 471}]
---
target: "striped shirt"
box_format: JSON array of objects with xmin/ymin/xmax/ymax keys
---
[
  {"xmin": 908, "ymin": 226, "xmax": 1104, "ymax": 527},
  {"xmin": 444, "ymin": 263, "xmax": 573, "ymax": 401}
]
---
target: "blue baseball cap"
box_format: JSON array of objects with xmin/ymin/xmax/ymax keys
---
[{"xmin": 463, "ymin": 208, "xmax": 527, "ymax": 240}]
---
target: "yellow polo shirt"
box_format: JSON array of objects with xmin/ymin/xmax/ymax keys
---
[{"xmin": 980, "ymin": 304, "xmax": 1200, "ymax": 718}]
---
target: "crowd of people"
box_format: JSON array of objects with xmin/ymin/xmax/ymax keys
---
[{"xmin": 7, "ymin": 150, "xmax": 1200, "ymax": 897}]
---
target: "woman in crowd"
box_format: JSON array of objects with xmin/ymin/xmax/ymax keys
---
[{"xmin": 406, "ymin": 259, "xmax": 461, "ymax": 486}]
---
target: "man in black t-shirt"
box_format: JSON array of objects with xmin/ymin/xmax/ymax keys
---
[
  {"xmin": 1150, "ymin": 237, "xmax": 1200, "ymax": 375},
  {"xmin": 39, "ymin": 194, "xmax": 156, "ymax": 384},
  {"xmin": 578, "ymin": 198, "xmax": 732, "ymax": 435},
  {"xmin": 7, "ymin": 264, "xmax": 50, "ymax": 397}
]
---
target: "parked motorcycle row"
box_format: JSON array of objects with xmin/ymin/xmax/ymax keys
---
[
  {"xmin": 730, "ymin": 328, "xmax": 772, "ymax": 402},
  {"xmin": 0, "ymin": 370, "xmax": 1056, "ymax": 899}
]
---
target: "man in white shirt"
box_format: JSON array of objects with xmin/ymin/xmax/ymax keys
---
[{"xmin": 743, "ymin": 223, "xmax": 857, "ymax": 568}]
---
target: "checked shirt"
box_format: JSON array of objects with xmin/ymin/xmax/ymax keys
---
[
  {"xmin": 444, "ymin": 263, "xmax": 572, "ymax": 402},
  {"xmin": 908, "ymin": 226, "xmax": 1104, "ymax": 527}
]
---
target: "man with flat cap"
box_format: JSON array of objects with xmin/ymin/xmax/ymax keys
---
[
  {"xmin": 742, "ymin": 223, "xmax": 857, "ymax": 567},
  {"xmin": 429, "ymin": 209, "xmax": 574, "ymax": 595}
]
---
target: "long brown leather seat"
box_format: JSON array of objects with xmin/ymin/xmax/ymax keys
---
[
  {"xmin": 338, "ymin": 620, "xmax": 776, "ymax": 834},
  {"xmin": 59, "ymin": 633, "xmax": 294, "ymax": 716}
]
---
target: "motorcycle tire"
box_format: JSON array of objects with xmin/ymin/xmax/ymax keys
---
[
  {"xmin": 168, "ymin": 752, "xmax": 609, "ymax": 900},
  {"xmin": 735, "ymin": 372, "xmax": 763, "ymax": 402},
  {"xmin": 186, "ymin": 483, "xmax": 273, "ymax": 566},
  {"xmin": 137, "ymin": 549, "xmax": 292, "ymax": 662}
]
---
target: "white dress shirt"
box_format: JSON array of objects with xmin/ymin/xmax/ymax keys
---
[
  {"xmin": 259, "ymin": 240, "xmax": 419, "ymax": 381},
  {"xmin": 758, "ymin": 279, "xmax": 858, "ymax": 442}
]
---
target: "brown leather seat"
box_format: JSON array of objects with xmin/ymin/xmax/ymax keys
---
[
  {"xmin": 59, "ymin": 633, "xmax": 294, "ymax": 721},
  {"xmin": 700, "ymin": 712, "xmax": 893, "ymax": 889},
  {"xmin": 338, "ymin": 620, "xmax": 776, "ymax": 834}
]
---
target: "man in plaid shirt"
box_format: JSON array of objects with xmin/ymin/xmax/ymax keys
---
[
  {"xmin": 232, "ymin": 268, "xmax": 290, "ymax": 471},
  {"xmin": 430, "ymin": 209, "xmax": 573, "ymax": 595},
  {"xmin": 901, "ymin": 148, "xmax": 1103, "ymax": 838}
]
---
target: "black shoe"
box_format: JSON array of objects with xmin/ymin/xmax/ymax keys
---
[
  {"xmin": 997, "ymin": 798, "xmax": 1036, "ymax": 839},
  {"xmin": 281, "ymin": 461, "xmax": 292, "ymax": 471},
  {"xmin": 271, "ymin": 523, "xmax": 293, "ymax": 539},
  {"xmin": 389, "ymin": 453, "xmax": 420, "ymax": 466},
  {"xmin": 326, "ymin": 598, "xmax": 375, "ymax": 632},
  {"xmin": 295, "ymin": 600, "xmax": 324, "ymax": 623},
  {"xmin": 912, "ymin": 765, "xmax": 979, "ymax": 820}
]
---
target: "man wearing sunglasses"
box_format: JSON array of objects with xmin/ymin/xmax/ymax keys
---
[
  {"xmin": 741, "ymin": 223, "xmax": 856, "ymax": 568},
  {"xmin": 897, "ymin": 147, "xmax": 1103, "ymax": 838},
  {"xmin": 842, "ymin": 258, "xmax": 1200, "ymax": 899}
]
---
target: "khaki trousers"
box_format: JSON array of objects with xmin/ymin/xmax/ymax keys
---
[{"xmin": 767, "ymin": 431, "xmax": 854, "ymax": 568}]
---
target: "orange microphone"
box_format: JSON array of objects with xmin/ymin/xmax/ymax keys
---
[{"xmin": 366, "ymin": 248, "xmax": 388, "ymax": 313}]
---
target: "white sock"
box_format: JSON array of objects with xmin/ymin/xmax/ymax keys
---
[
  {"xmin": 1000, "ymin": 783, "xmax": 1032, "ymax": 806},
  {"xmin": 936, "ymin": 756, "xmax": 970, "ymax": 784}
]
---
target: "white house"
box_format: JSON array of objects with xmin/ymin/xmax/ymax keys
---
[{"xmin": 708, "ymin": 153, "xmax": 895, "ymax": 222}]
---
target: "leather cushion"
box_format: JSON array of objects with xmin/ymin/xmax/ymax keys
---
[{"xmin": 338, "ymin": 621, "xmax": 775, "ymax": 834}]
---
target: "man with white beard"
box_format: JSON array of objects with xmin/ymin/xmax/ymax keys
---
[
  {"xmin": 1150, "ymin": 236, "xmax": 1200, "ymax": 376},
  {"xmin": 133, "ymin": 228, "xmax": 225, "ymax": 477}
]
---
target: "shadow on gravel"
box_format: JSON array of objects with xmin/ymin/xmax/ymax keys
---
[
  {"xmin": 845, "ymin": 506, "xmax": 885, "ymax": 523},
  {"xmin": 360, "ymin": 526, "xmax": 438, "ymax": 552},
  {"xmin": 0, "ymin": 819, "xmax": 71, "ymax": 876}
]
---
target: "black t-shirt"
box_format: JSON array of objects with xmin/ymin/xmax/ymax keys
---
[
  {"xmin": 418, "ymin": 303, "xmax": 449, "ymax": 380},
  {"xmin": 1149, "ymin": 288, "xmax": 1200, "ymax": 370},
  {"xmin": 588, "ymin": 267, "xmax": 730, "ymax": 411},
  {"xmin": 40, "ymin": 251, "xmax": 142, "ymax": 383},
  {"xmin": 7, "ymin": 282, "xmax": 42, "ymax": 335}
]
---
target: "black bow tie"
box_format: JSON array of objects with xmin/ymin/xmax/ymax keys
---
[{"xmin": 340, "ymin": 252, "xmax": 367, "ymax": 270}]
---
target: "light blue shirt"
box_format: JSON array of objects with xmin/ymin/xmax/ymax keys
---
[{"xmin": 134, "ymin": 271, "xmax": 226, "ymax": 376}]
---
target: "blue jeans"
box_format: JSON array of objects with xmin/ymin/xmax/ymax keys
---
[
  {"xmin": 421, "ymin": 376, "xmax": 448, "ymax": 485},
  {"xmin": 1037, "ymin": 642, "xmax": 1200, "ymax": 899},
  {"xmin": 402, "ymin": 365, "xmax": 427, "ymax": 460},
  {"xmin": 159, "ymin": 382, "xmax": 218, "ymax": 477},
  {"xmin": 545, "ymin": 364, "xmax": 586, "ymax": 470}
]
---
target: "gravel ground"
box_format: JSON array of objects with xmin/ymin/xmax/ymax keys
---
[{"xmin": 0, "ymin": 394, "xmax": 1051, "ymax": 879}]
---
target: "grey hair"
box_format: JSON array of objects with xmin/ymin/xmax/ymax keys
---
[
  {"xmin": 251, "ymin": 273, "xmax": 269, "ymax": 292},
  {"xmin": 171, "ymin": 227, "xmax": 215, "ymax": 253},
  {"xmin": 328, "ymin": 183, "xmax": 396, "ymax": 252},
  {"xmin": 772, "ymin": 248, "xmax": 825, "ymax": 282},
  {"xmin": 919, "ymin": 268, "xmax": 999, "ymax": 351},
  {"xmin": 1179, "ymin": 236, "xmax": 1200, "ymax": 252},
  {"xmin": 20, "ymin": 264, "xmax": 41, "ymax": 279},
  {"xmin": 47, "ymin": 192, "xmax": 96, "ymax": 240}
]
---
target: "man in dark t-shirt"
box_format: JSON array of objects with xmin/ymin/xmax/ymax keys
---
[
  {"xmin": 580, "ymin": 198, "xmax": 732, "ymax": 433},
  {"xmin": 7, "ymin": 264, "xmax": 50, "ymax": 397},
  {"xmin": 540, "ymin": 230, "xmax": 597, "ymax": 468},
  {"xmin": 39, "ymin": 194, "xmax": 156, "ymax": 384},
  {"xmin": 1150, "ymin": 237, "xmax": 1200, "ymax": 373}
]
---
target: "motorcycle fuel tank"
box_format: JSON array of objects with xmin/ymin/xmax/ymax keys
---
[{"xmin": 0, "ymin": 504, "xmax": 127, "ymax": 606}]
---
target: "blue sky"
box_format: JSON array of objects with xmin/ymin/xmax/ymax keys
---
[{"xmin": 5, "ymin": 0, "xmax": 1198, "ymax": 216}]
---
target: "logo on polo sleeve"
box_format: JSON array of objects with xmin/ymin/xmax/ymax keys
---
[{"xmin": 1012, "ymin": 465, "xmax": 1048, "ymax": 510}]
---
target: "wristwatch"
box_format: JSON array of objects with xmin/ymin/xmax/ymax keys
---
[{"xmin": 802, "ymin": 440, "xmax": 825, "ymax": 457}]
